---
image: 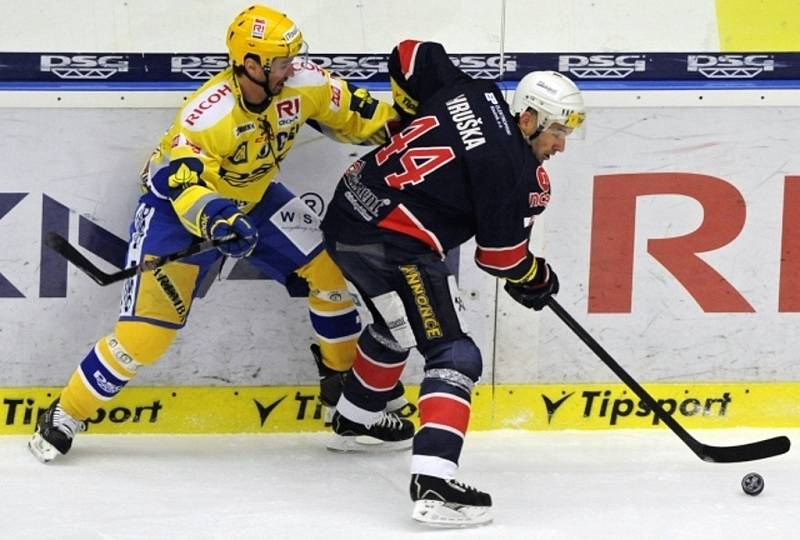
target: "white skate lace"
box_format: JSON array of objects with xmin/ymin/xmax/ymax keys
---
[
  {"xmin": 53, "ymin": 405, "xmax": 86, "ymax": 439},
  {"xmin": 374, "ymin": 411, "xmax": 403, "ymax": 430},
  {"xmin": 447, "ymin": 479, "xmax": 480, "ymax": 493}
]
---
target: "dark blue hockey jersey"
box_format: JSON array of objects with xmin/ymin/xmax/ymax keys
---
[{"xmin": 321, "ymin": 40, "xmax": 551, "ymax": 282}]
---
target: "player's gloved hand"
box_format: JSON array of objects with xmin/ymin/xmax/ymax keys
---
[
  {"xmin": 504, "ymin": 257, "xmax": 559, "ymax": 311},
  {"xmin": 201, "ymin": 198, "xmax": 258, "ymax": 258}
]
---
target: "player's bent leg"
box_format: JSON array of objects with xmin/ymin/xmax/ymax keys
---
[
  {"xmin": 28, "ymin": 321, "xmax": 176, "ymax": 463},
  {"xmin": 29, "ymin": 198, "xmax": 209, "ymax": 463},
  {"xmin": 409, "ymin": 338, "xmax": 492, "ymax": 527},
  {"xmin": 246, "ymin": 183, "xmax": 361, "ymax": 417},
  {"xmin": 298, "ymin": 249, "xmax": 411, "ymax": 419},
  {"xmin": 327, "ymin": 324, "xmax": 414, "ymax": 452},
  {"xmin": 296, "ymin": 249, "xmax": 361, "ymax": 420},
  {"xmin": 296, "ymin": 249, "xmax": 361, "ymax": 370}
]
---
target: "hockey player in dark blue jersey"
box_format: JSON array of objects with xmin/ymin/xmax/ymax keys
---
[{"xmin": 320, "ymin": 40, "xmax": 585, "ymax": 527}]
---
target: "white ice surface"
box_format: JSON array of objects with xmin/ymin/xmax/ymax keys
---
[{"xmin": 2, "ymin": 429, "xmax": 798, "ymax": 540}]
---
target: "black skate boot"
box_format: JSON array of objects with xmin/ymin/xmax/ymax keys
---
[
  {"xmin": 410, "ymin": 473, "xmax": 493, "ymax": 527},
  {"xmin": 311, "ymin": 344, "xmax": 347, "ymax": 424},
  {"xmin": 28, "ymin": 398, "xmax": 85, "ymax": 463},
  {"xmin": 327, "ymin": 410, "xmax": 414, "ymax": 453}
]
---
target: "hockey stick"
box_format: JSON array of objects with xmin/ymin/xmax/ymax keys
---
[
  {"xmin": 44, "ymin": 231, "xmax": 234, "ymax": 286},
  {"xmin": 546, "ymin": 297, "xmax": 790, "ymax": 463}
]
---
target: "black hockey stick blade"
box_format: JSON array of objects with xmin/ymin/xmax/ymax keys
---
[
  {"xmin": 695, "ymin": 437, "xmax": 790, "ymax": 463},
  {"xmin": 44, "ymin": 232, "xmax": 234, "ymax": 286},
  {"xmin": 546, "ymin": 297, "xmax": 791, "ymax": 463},
  {"xmin": 44, "ymin": 231, "xmax": 117, "ymax": 285}
]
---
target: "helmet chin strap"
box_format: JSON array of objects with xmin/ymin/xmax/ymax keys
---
[
  {"xmin": 521, "ymin": 123, "xmax": 541, "ymax": 144},
  {"xmin": 517, "ymin": 110, "xmax": 542, "ymax": 143},
  {"xmin": 243, "ymin": 63, "xmax": 275, "ymax": 102}
]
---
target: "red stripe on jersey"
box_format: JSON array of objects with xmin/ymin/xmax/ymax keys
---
[
  {"xmin": 352, "ymin": 346, "xmax": 406, "ymax": 391},
  {"xmin": 418, "ymin": 393, "xmax": 471, "ymax": 436},
  {"xmin": 378, "ymin": 204, "xmax": 444, "ymax": 254},
  {"xmin": 475, "ymin": 239, "xmax": 528, "ymax": 270},
  {"xmin": 396, "ymin": 40, "xmax": 421, "ymax": 79}
]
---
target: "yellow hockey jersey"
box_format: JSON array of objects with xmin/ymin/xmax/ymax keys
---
[{"xmin": 142, "ymin": 61, "xmax": 398, "ymax": 237}]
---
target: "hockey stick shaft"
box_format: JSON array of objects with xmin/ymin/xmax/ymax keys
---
[
  {"xmin": 44, "ymin": 232, "xmax": 235, "ymax": 286},
  {"xmin": 546, "ymin": 297, "xmax": 790, "ymax": 463}
]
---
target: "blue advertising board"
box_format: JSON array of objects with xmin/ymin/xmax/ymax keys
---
[{"xmin": 0, "ymin": 52, "xmax": 798, "ymax": 90}]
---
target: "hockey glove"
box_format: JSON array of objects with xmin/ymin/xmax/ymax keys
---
[
  {"xmin": 504, "ymin": 257, "xmax": 559, "ymax": 311},
  {"xmin": 201, "ymin": 198, "xmax": 258, "ymax": 258}
]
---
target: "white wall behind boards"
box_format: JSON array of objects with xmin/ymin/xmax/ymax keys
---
[
  {"xmin": 499, "ymin": 107, "xmax": 800, "ymax": 383},
  {"xmin": 0, "ymin": 0, "xmax": 720, "ymax": 53},
  {"xmin": 503, "ymin": 0, "xmax": 720, "ymax": 52}
]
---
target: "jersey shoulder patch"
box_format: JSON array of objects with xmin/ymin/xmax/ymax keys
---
[
  {"xmin": 180, "ymin": 81, "xmax": 236, "ymax": 131},
  {"xmin": 284, "ymin": 60, "xmax": 328, "ymax": 89}
]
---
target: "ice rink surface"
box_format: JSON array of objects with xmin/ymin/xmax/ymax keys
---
[{"xmin": 2, "ymin": 428, "xmax": 797, "ymax": 539}]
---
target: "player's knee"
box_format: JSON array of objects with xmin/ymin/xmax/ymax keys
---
[
  {"xmin": 297, "ymin": 250, "xmax": 351, "ymax": 303},
  {"xmin": 361, "ymin": 324, "xmax": 411, "ymax": 361},
  {"xmin": 425, "ymin": 337, "xmax": 483, "ymax": 383},
  {"xmin": 112, "ymin": 320, "xmax": 177, "ymax": 366}
]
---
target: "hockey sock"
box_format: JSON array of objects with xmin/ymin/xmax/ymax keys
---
[
  {"xmin": 307, "ymin": 294, "xmax": 360, "ymax": 372},
  {"xmin": 410, "ymin": 368, "xmax": 473, "ymax": 479},
  {"xmin": 60, "ymin": 335, "xmax": 137, "ymax": 421},
  {"xmin": 59, "ymin": 322, "xmax": 175, "ymax": 420},
  {"xmin": 298, "ymin": 250, "xmax": 362, "ymax": 372},
  {"xmin": 337, "ymin": 325, "xmax": 409, "ymax": 423}
]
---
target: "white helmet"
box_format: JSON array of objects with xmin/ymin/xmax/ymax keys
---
[{"xmin": 510, "ymin": 70, "xmax": 585, "ymax": 132}]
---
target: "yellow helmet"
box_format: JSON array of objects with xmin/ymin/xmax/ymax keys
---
[{"xmin": 226, "ymin": 5, "xmax": 305, "ymax": 67}]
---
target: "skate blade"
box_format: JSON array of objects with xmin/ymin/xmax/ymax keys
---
[
  {"xmin": 28, "ymin": 433, "xmax": 60, "ymax": 464},
  {"xmin": 326, "ymin": 433, "xmax": 412, "ymax": 453},
  {"xmin": 411, "ymin": 499, "xmax": 493, "ymax": 528}
]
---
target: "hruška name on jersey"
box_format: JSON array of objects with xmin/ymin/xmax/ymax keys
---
[{"xmin": 445, "ymin": 94, "xmax": 486, "ymax": 151}]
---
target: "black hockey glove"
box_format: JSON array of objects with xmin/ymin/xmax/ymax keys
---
[
  {"xmin": 200, "ymin": 198, "xmax": 258, "ymax": 259},
  {"xmin": 504, "ymin": 257, "xmax": 559, "ymax": 311}
]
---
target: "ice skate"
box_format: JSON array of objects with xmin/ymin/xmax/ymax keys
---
[
  {"xmin": 28, "ymin": 398, "xmax": 85, "ymax": 463},
  {"xmin": 410, "ymin": 473, "xmax": 493, "ymax": 527},
  {"xmin": 326, "ymin": 410, "xmax": 414, "ymax": 452}
]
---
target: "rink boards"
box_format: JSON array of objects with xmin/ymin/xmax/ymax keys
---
[
  {"xmin": 2, "ymin": 103, "xmax": 800, "ymax": 373},
  {"xmin": 1, "ymin": 84, "xmax": 800, "ymax": 432},
  {"xmin": 1, "ymin": 382, "xmax": 798, "ymax": 434}
]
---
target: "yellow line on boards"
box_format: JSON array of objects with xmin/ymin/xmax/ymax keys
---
[{"xmin": 2, "ymin": 383, "xmax": 798, "ymax": 434}]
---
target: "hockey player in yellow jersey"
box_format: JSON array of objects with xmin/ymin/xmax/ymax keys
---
[{"xmin": 29, "ymin": 4, "xmax": 412, "ymax": 463}]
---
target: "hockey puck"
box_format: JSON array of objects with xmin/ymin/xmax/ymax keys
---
[{"xmin": 741, "ymin": 472, "xmax": 764, "ymax": 496}]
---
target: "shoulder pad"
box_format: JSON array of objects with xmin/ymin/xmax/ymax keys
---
[
  {"xmin": 284, "ymin": 60, "xmax": 328, "ymax": 89},
  {"xmin": 180, "ymin": 81, "xmax": 236, "ymax": 131}
]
